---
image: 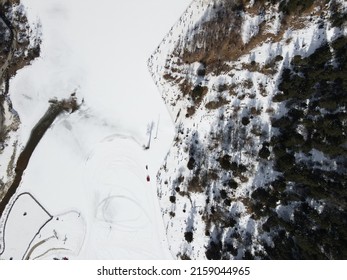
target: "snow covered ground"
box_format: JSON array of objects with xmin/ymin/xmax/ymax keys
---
[
  {"xmin": 0, "ymin": 0, "xmax": 190, "ymax": 259},
  {"xmin": 148, "ymin": 0, "xmax": 347, "ymax": 259}
]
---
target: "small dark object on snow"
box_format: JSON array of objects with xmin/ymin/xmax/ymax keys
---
[{"xmin": 146, "ymin": 175, "xmax": 150, "ymax": 182}]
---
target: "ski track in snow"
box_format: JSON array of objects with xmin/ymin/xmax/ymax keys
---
[{"xmin": 0, "ymin": 0, "xmax": 190, "ymax": 259}]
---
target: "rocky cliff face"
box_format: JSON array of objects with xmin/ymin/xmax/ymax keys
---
[
  {"xmin": 0, "ymin": 0, "xmax": 41, "ymax": 201},
  {"xmin": 149, "ymin": 0, "xmax": 347, "ymax": 259}
]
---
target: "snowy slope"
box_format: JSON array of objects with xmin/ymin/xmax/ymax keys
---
[
  {"xmin": 149, "ymin": 0, "xmax": 347, "ymax": 259},
  {"xmin": 0, "ymin": 0, "xmax": 190, "ymax": 260}
]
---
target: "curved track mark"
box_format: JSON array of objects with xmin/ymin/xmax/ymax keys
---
[{"xmin": 0, "ymin": 192, "xmax": 53, "ymax": 258}]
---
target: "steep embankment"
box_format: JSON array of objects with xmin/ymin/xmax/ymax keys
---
[
  {"xmin": 149, "ymin": 0, "xmax": 347, "ymax": 259},
  {"xmin": 0, "ymin": 0, "xmax": 41, "ymax": 202}
]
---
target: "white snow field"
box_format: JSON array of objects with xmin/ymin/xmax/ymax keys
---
[
  {"xmin": 0, "ymin": 193, "xmax": 52, "ymax": 260},
  {"xmin": 0, "ymin": 0, "xmax": 190, "ymax": 259}
]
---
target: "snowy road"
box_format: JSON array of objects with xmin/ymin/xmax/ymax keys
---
[{"xmin": 0, "ymin": 0, "xmax": 190, "ymax": 259}]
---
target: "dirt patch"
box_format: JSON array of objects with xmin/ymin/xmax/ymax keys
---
[
  {"xmin": 172, "ymin": 0, "xmax": 326, "ymax": 77},
  {"xmin": 205, "ymin": 97, "xmax": 229, "ymax": 110}
]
